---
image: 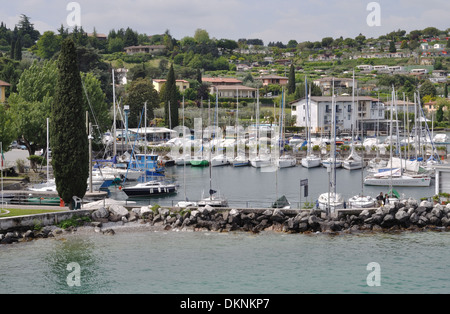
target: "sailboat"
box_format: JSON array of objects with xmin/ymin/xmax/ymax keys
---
[
  {"xmin": 343, "ymin": 71, "xmax": 363, "ymax": 171},
  {"xmin": 232, "ymin": 90, "xmax": 249, "ymax": 167},
  {"xmin": 318, "ymin": 81, "xmax": 344, "ymax": 213},
  {"xmin": 301, "ymin": 77, "xmax": 321, "ymax": 168},
  {"xmin": 197, "ymin": 94, "xmax": 228, "ymax": 208},
  {"xmin": 276, "ymin": 88, "xmax": 296, "ymax": 168},
  {"xmin": 364, "ymin": 89, "xmax": 431, "ymax": 187},
  {"xmin": 250, "ymin": 89, "xmax": 271, "ymax": 168},
  {"xmin": 122, "ymin": 103, "xmax": 177, "ymax": 197}
]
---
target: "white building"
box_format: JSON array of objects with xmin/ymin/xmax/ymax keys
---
[{"xmin": 291, "ymin": 96, "xmax": 385, "ymax": 134}]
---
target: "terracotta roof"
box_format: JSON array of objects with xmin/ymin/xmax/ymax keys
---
[
  {"xmin": 0, "ymin": 80, "xmax": 10, "ymax": 87},
  {"xmin": 213, "ymin": 84, "xmax": 256, "ymax": 91}
]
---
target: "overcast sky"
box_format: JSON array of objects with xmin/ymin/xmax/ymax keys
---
[{"xmin": 1, "ymin": 0, "xmax": 449, "ymax": 44}]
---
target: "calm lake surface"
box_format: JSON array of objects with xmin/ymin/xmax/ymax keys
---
[
  {"xmin": 1, "ymin": 230, "xmax": 449, "ymax": 294},
  {"xmin": 1, "ymin": 160, "xmax": 448, "ymax": 294}
]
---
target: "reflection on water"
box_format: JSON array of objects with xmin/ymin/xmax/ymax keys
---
[{"xmin": 1, "ymin": 230, "xmax": 449, "ymax": 294}]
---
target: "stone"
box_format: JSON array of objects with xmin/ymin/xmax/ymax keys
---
[
  {"xmin": 381, "ymin": 214, "xmax": 396, "ymax": 228},
  {"xmin": 158, "ymin": 208, "xmax": 170, "ymax": 217},
  {"xmin": 102, "ymin": 228, "xmax": 115, "ymax": 236},
  {"xmin": 109, "ymin": 204, "xmax": 129, "ymax": 218},
  {"xmin": 271, "ymin": 209, "xmax": 286, "ymax": 222},
  {"xmin": 92, "ymin": 207, "xmax": 109, "ymax": 221},
  {"xmin": 431, "ymin": 207, "xmax": 443, "ymax": 219},
  {"xmin": 395, "ymin": 210, "xmax": 409, "ymax": 224},
  {"xmin": 23, "ymin": 230, "xmax": 34, "ymax": 239}
]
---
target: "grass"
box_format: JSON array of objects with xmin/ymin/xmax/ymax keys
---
[{"xmin": 0, "ymin": 208, "xmax": 66, "ymax": 218}]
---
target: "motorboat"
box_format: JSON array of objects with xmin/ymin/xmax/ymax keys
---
[
  {"xmin": 318, "ymin": 192, "xmax": 345, "ymax": 212},
  {"xmin": 122, "ymin": 181, "xmax": 177, "ymax": 197},
  {"xmin": 232, "ymin": 156, "xmax": 249, "ymax": 167},
  {"xmin": 276, "ymin": 155, "xmax": 296, "ymax": 168},
  {"xmin": 348, "ymin": 194, "xmax": 376, "ymax": 209},
  {"xmin": 211, "ymin": 154, "xmax": 230, "ymax": 167}
]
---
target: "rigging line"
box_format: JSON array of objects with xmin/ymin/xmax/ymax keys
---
[{"xmin": 81, "ymin": 78, "xmax": 102, "ymax": 137}]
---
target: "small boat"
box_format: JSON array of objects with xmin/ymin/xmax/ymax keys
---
[
  {"xmin": 249, "ymin": 155, "xmax": 271, "ymax": 168},
  {"xmin": 301, "ymin": 155, "xmax": 321, "ymax": 168},
  {"xmin": 318, "ymin": 192, "xmax": 344, "ymax": 212},
  {"xmin": 232, "ymin": 156, "xmax": 249, "ymax": 167},
  {"xmin": 190, "ymin": 156, "xmax": 209, "ymax": 167},
  {"xmin": 342, "ymin": 151, "xmax": 363, "ymax": 170},
  {"xmin": 175, "ymin": 154, "xmax": 192, "ymax": 166},
  {"xmin": 122, "ymin": 181, "xmax": 177, "ymax": 197},
  {"xmin": 211, "ymin": 154, "xmax": 230, "ymax": 167},
  {"xmin": 321, "ymin": 157, "xmax": 342, "ymax": 168},
  {"xmin": 271, "ymin": 195, "xmax": 291, "ymax": 209},
  {"xmin": 364, "ymin": 169, "xmax": 431, "ymax": 187},
  {"xmin": 348, "ymin": 194, "xmax": 376, "ymax": 209},
  {"xmin": 197, "ymin": 193, "xmax": 229, "ymax": 208},
  {"xmin": 276, "ymin": 155, "xmax": 296, "ymax": 168}
]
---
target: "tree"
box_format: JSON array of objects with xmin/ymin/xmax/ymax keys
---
[
  {"xmin": 35, "ymin": 31, "xmax": 60, "ymax": 59},
  {"xmin": 419, "ymin": 80, "xmax": 437, "ymax": 101},
  {"xmin": 123, "ymin": 78, "xmax": 159, "ymax": 128},
  {"xmin": 445, "ymin": 83, "xmax": 448, "ymax": 99},
  {"xmin": 0, "ymin": 104, "xmax": 16, "ymax": 153},
  {"xmin": 389, "ymin": 41, "xmax": 397, "ymax": 53},
  {"xmin": 14, "ymin": 37, "xmax": 22, "ymax": 61},
  {"xmin": 50, "ymin": 38, "xmax": 89, "ymax": 207},
  {"xmin": 287, "ymin": 64, "xmax": 295, "ymax": 95},
  {"xmin": 194, "ymin": 29, "xmax": 210, "ymax": 44},
  {"xmin": 162, "ymin": 64, "xmax": 179, "ymax": 128}
]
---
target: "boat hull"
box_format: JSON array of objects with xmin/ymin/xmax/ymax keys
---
[
  {"xmin": 190, "ymin": 160, "xmax": 209, "ymax": 167},
  {"xmin": 364, "ymin": 176, "xmax": 431, "ymax": 187},
  {"xmin": 342, "ymin": 160, "xmax": 363, "ymax": 170},
  {"xmin": 301, "ymin": 157, "xmax": 321, "ymax": 168},
  {"xmin": 122, "ymin": 185, "xmax": 177, "ymax": 197}
]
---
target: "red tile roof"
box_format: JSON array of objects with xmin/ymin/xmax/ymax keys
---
[{"xmin": 0, "ymin": 80, "xmax": 10, "ymax": 87}]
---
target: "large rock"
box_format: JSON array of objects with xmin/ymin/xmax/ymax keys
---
[
  {"xmin": 271, "ymin": 209, "xmax": 286, "ymax": 223},
  {"xmin": 381, "ymin": 214, "xmax": 396, "ymax": 228},
  {"xmin": 395, "ymin": 210, "xmax": 409, "ymax": 224},
  {"xmin": 92, "ymin": 207, "xmax": 110, "ymax": 222},
  {"xmin": 108, "ymin": 204, "xmax": 129, "ymax": 218}
]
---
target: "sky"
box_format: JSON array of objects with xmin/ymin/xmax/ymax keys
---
[{"xmin": 1, "ymin": 0, "xmax": 449, "ymax": 44}]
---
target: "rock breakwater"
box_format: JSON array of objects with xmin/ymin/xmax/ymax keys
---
[{"xmin": 1, "ymin": 198, "xmax": 450, "ymax": 244}]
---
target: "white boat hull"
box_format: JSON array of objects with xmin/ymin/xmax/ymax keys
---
[
  {"xmin": 364, "ymin": 175, "xmax": 431, "ymax": 187},
  {"xmin": 318, "ymin": 192, "xmax": 344, "ymax": 212},
  {"xmin": 348, "ymin": 195, "xmax": 376, "ymax": 208},
  {"xmin": 301, "ymin": 156, "xmax": 321, "ymax": 168},
  {"xmin": 250, "ymin": 157, "xmax": 271, "ymax": 168},
  {"xmin": 277, "ymin": 156, "xmax": 296, "ymax": 168},
  {"xmin": 342, "ymin": 160, "xmax": 363, "ymax": 170}
]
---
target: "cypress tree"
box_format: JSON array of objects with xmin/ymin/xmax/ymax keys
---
[
  {"xmin": 445, "ymin": 83, "xmax": 448, "ymax": 99},
  {"xmin": 50, "ymin": 38, "xmax": 89, "ymax": 208},
  {"xmin": 14, "ymin": 37, "xmax": 22, "ymax": 60},
  {"xmin": 10, "ymin": 39, "xmax": 15, "ymax": 59},
  {"xmin": 288, "ymin": 64, "xmax": 295, "ymax": 94},
  {"xmin": 163, "ymin": 64, "xmax": 179, "ymax": 128}
]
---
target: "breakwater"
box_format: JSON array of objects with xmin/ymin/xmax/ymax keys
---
[{"xmin": 1, "ymin": 198, "xmax": 450, "ymax": 245}]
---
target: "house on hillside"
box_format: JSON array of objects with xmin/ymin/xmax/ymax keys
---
[
  {"xmin": 210, "ymin": 85, "xmax": 257, "ymax": 98},
  {"xmin": 312, "ymin": 77, "xmax": 357, "ymax": 95},
  {"xmin": 0, "ymin": 80, "xmax": 10, "ymax": 103},
  {"xmin": 256, "ymin": 74, "xmax": 288, "ymax": 86},
  {"xmin": 153, "ymin": 79, "xmax": 190, "ymax": 93},
  {"xmin": 124, "ymin": 45, "xmax": 166, "ymax": 55},
  {"xmin": 202, "ymin": 77, "xmax": 243, "ymax": 86}
]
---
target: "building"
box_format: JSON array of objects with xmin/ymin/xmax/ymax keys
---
[
  {"xmin": 312, "ymin": 77, "xmax": 357, "ymax": 96},
  {"xmin": 0, "ymin": 80, "xmax": 10, "ymax": 103},
  {"xmin": 124, "ymin": 45, "xmax": 166, "ymax": 55},
  {"xmin": 291, "ymin": 96, "xmax": 385, "ymax": 134},
  {"xmin": 430, "ymin": 70, "xmax": 448, "ymax": 83},
  {"xmin": 210, "ymin": 85, "xmax": 257, "ymax": 98},
  {"xmin": 256, "ymin": 74, "xmax": 288, "ymax": 86},
  {"xmin": 152, "ymin": 79, "xmax": 190, "ymax": 93},
  {"xmin": 202, "ymin": 77, "xmax": 242, "ymax": 86},
  {"xmin": 128, "ymin": 127, "xmax": 176, "ymax": 143}
]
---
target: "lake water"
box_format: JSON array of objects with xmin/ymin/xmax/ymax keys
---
[
  {"xmin": 111, "ymin": 163, "xmax": 436, "ymax": 208},
  {"xmin": 1, "ymin": 159, "xmax": 448, "ymax": 295},
  {"xmin": 1, "ymin": 229, "xmax": 449, "ymax": 294}
]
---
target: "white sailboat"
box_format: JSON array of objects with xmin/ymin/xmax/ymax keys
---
[
  {"xmin": 343, "ymin": 71, "xmax": 363, "ymax": 171},
  {"xmin": 250, "ymin": 89, "xmax": 272, "ymax": 168},
  {"xmin": 364, "ymin": 89, "xmax": 431, "ymax": 187},
  {"xmin": 276, "ymin": 88, "xmax": 296, "ymax": 168},
  {"xmin": 318, "ymin": 82, "xmax": 344, "ymax": 213},
  {"xmin": 301, "ymin": 77, "xmax": 321, "ymax": 168}
]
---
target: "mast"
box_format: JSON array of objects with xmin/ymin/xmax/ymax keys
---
[
  {"xmin": 182, "ymin": 96, "xmax": 187, "ymax": 201},
  {"xmin": 112, "ymin": 69, "xmax": 117, "ymax": 157},
  {"xmin": 390, "ymin": 86, "xmax": 394, "ymax": 193},
  {"xmin": 305, "ymin": 76, "xmax": 311, "ymax": 156},
  {"xmin": 352, "ymin": 70, "xmax": 355, "ymax": 150}
]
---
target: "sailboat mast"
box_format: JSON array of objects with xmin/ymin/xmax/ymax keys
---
[
  {"xmin": 332, "ymin": 78, "xmax": 336, "ymax": 197},
  {"xmin": 183, "ymin": 97, "xmax": 187, "ymax": 201},
  {"xmin": 112, "ymin": 69, "xmax": 117, "ymax": 157},
  {"xmin": 390, "ymin": 87, "xmax": 394, "ymax": 192}
]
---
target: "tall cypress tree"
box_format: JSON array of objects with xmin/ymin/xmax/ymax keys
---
[
  {"xmin": 14, "ymin": 37, "xmax": 22, "ymax": 61},
  {"xmin": 163, "ymin": 64, "xmax": 179, "ymax": 128},
  {"xmin": 288, "ymin": 64, "xmax": 295, "ymax": 95},
  {"xmin": 51, "ymin": 38, "xmax": 89, "ymax": 208}
]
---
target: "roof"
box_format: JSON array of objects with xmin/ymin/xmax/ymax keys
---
[
  {"xmin": 202, "ymin": 77, "xmax": 242, "ymax": 84},
  {"xmin": 256, "ymin": 75, "xmax": 288, "ymax": 80},
  {"xmin": 313, "ymin": 77, "xmax": 353, "ymax": 82},
  {"xmin": 213, "ymin": 84, "xmax": 256, "ymax": 91},
  {"xmin": 153, "ymin": 79, "xmax": 189, "ymax": 83},
  {"xmin": 0, "ymin": 80, "xmax": 10, "ymax": 87},
  {"xmin": 124, "ymin": 45, "xmax": 166, "ymax": 49}
]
